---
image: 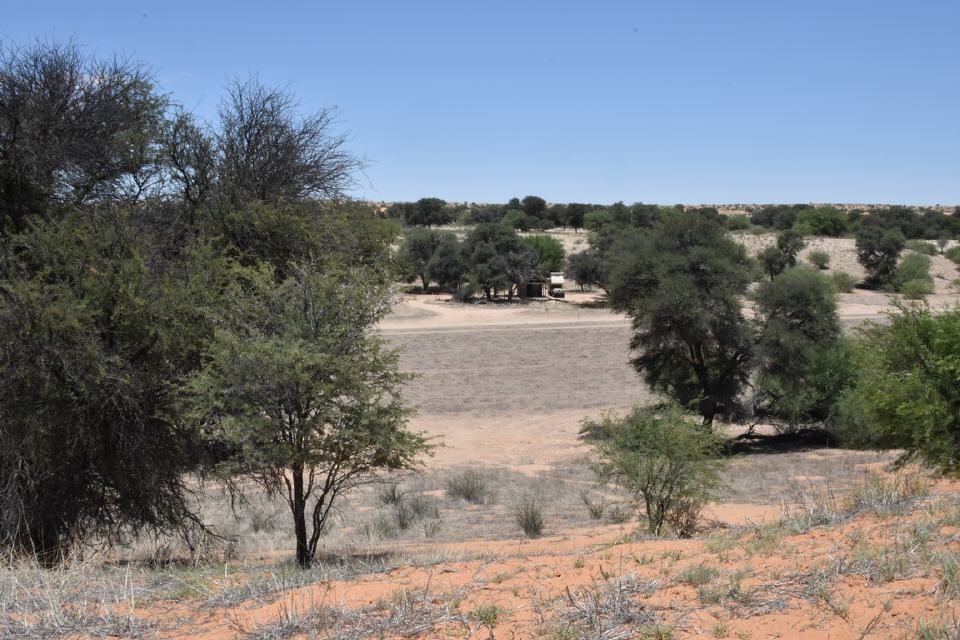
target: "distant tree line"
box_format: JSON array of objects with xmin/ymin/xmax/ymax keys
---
[
  {"xmin": 385, "ymin": 196, "xmax": 684, "ymax": 234},
  {"xmin": 747, "ymin": 204, "xmax": 960, "ymax": 240},
  {"xmin": 397, "ymin": 225, "xmax": 565, "ymax": 300}
]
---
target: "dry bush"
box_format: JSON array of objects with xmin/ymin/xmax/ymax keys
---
[
  {"xmin": 444, "ymin": 470, "xmax": 491, "ymax": 504},
  {"xmin": 556, "ymin": 574, "xmax": 663, "ymax": 640},
  {"xmin": 514, "ymin": 495, "xmax": 545, "ymax": 538}
]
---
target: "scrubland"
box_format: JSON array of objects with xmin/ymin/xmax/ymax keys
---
[{"xmin": 6, "ymin": 241, "xmax": 960, "ymax": 639}]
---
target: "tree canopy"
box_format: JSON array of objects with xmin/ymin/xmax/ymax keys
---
[
  {"xmin": 185, "ymin": 261, "xmax": 429, "ymax": 566},
  {"xmin": 607, "ymin": 211, "xmax": 754, "ymax": 426}
]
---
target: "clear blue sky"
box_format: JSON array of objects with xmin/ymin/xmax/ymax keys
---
[{"xmin": 5, "ymin": 1, "xmax": 959, "ymax": 204}]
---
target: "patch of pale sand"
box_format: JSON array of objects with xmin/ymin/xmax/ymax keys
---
[
  {"xmin": 701, "ymin": 502, "xmax": 778, "ymax": 526},
  {"xmin": 410, "ymin": 408, "xmax": 621, "ymax": 468},
  {"xmin": 382, "ymin": 292, "xmax": 619, "ymax": 332}
]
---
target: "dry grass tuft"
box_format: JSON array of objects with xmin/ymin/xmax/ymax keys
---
[
  {"xmin": 236, "ymin": 588, "xmax": 467, "ymax": 640},
  {"xmin": 556, "ymin": 574, "xmax": 663, "ymax": 640}
]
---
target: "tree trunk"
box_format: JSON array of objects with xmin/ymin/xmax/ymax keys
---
[
  {"xmin": 291, "ymin": 469, "xmax": 310, "ymax": 567},
  {"xmin": 30, "ymin": 525, "xmax": 63, "ymax": 567},
  {"xmin": 420, "ymin": 274, "xmax": 429, "ymax": 291}
]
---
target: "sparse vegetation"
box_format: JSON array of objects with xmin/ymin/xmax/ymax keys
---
[
  {"xmin": 444, "ymin": 470, "xmax": 491, "ymax": 504},
  {"xmin": 514, "ymin": 495, "xmax": 546, "ymax": 537},
  {"xmin": 5, "ymin": 22, "xmax": 960, "ymax": 640},
  {"xmin": 807, "ymin": 249, "xmax": 831, "ymax": 269}
]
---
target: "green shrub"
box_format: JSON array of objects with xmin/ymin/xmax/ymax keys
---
[
  {"xmin": 842, "ymin": 305, "xmax": 960, "ymax": 474},
  {"xmin": 901, "ymin": 279, "xmax": 934, "ymax": 299},
  {"xmin": 580, "ymin": 404, "xmax": 725, "ymax": 536},
  {"xmin": 894, "ymin": 253, "xmax": 933, "ymax": 293},
  {"xmin": 793, "ymin": 206, "xmax": 849, "ymax": 237},
  {"xmin": 807, "ymin": 250, "xmax": 831, "ymax": 270},
  {"xmin": 501, "ymin": 209, "xmax": 527, "ymax": 230},
  {"xmin": 677, "ymin": 563, "xmax": 719, "ymax": 587},
  {"xmin": 906, "ymin": 239, "xmax": 938, "ymax": 255},
  {"xmin": 946, "ymin": 246, "xmax": 960, "ymax": 265},
  {"xmin": 830, "ymin": 271, "xmax": 858, "ymax": 293},
  {"xmin": 514, "ymin": 495, "xmax": 545, "ymax": 537},
  {"xmin": 520, "ymin": 234, "xmax": 566, "ymax": 272},
  {"xmin": 470, "ymin": 604, "xmax": 502, "ymax": 627},
  {"xmin": 724, "ymin": 214, "xmax": 751, "ymax": 231},
  {"xmin": 444, "ymin": 470, "xmax": 490, "ymax": 504},
  {"xmin": 753, "ymin": 267, "xmax": 849, "ymax": 433},
  {"xmin": 584, "ymin": 209, "xmax": 614, "ymax": 231}
]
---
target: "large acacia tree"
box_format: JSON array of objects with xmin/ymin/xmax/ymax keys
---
[
  {"xmin": 753, "ymin": 266, "xmax": 850, "ymax": 432},
  {"xmin": 0, "ymin": 41, "xmax": 168, "ymax": 231},
  {"xmin": 0, "ymin": 209, "xmax": 214, "ymax": 562},
  {"xmin": 607, "ymin": 211, "xmax": 754, "ymax": 426},
  {"xmin": 186, "ymin": 261, "xmax": 430, "ymax": 567}
]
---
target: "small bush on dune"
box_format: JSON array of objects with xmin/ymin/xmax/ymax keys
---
[
  {"xmin": 945, "ymin": 245, "xmax": 960, "ymax": 265},
  {"xmin": 607, "ymin": 506, "xmax": 631, "ymax": 524},
  {"xmin": 444, "ymin": 470, "xmax": 490, "ymax": 504},
  {"xmin": 581, "ymin": 404, "xmax": 725, "ymax": 537},
  {"xmin": 807, "ymin": 250, "xmax": 831, "ymax": 270},
  {"xmin": 848, "ymin": 473, "xmax": 929, "ymax": 516},
  {"xmin": 378, "ymin": 483, "xmax": 405, "ymax": 506},
  {"xmin": 677, "ymin": 563, "xmax": 719, "ymax": 587},
  {"xmin": 580, "ymin": 489, "xmax": 606, "ymax": 519},
  {"xmin": 407, "ymin": 494, "xmax": 440, "ymax": 520},
  {"xmin": 514, "ymin": 495, "xmax": 545, "ymax": 537},
  {"xmin": 830, "ymin": 271, "xmax": 858, "ymax": 293}
]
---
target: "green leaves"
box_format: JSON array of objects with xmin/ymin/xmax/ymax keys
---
[
  {"xmin": 0, "ymin": 209, "xmax": 213, "ymax": 559},
  {"xmin": 856, "ymin": 226, "xmax": 905, "ymax": 287},
  {"xmin": 841, "ymin": 304, "xmax": 960, "ymax": 473},
  {"xmin": 519, "ymin": 234, "xmax": 566, "ymax": 273},
  {"xmin": 581, "ymin": 404, "xmax": 725, "ymax": 536},
  {"xmin": 605, "ymin": 211, "xmax": 754, "ymax": 425},
  {"xmin": 184, "ymin": 259, "xmax": 429, "ymax": 564}
]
